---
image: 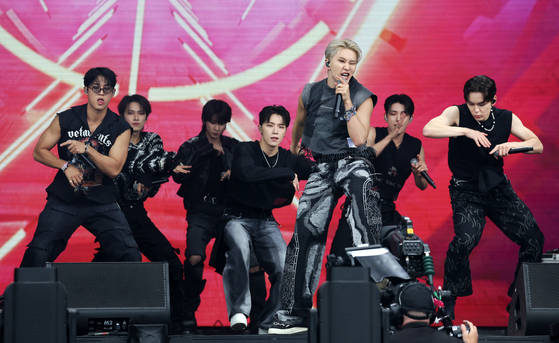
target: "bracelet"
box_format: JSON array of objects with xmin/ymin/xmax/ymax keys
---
[
  {"xmin": 344, "ymin": 106, "xmax": 357, "ymax": 122},
  {"xmin": 61, "ymin": 161, "xmax": 69, "ymax": 172},
  {"xmin": 84, "ymin": 141, "xmax": 90, "ymax": 154}
]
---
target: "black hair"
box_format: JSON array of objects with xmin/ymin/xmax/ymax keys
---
[
  {"xmin": 201, "ymin": 99, "xmax": 232, "ymax": 132},
  {"xmin": 117, "ymin": 94, "xmax": 152, "ymax": 118},
  {"xmin": 83, "ymin": 67, "xmax": 117, "ymax": 88},
  {"xmin": 258, "ymin": 105, "xmax": 290, "ymax": 127},
  {"xmin": 384, "ymin": 94, "xmax": 415, "ymax": 116},
  {"xmin": 463, "ymin": 75, "xmax": 497, "ymax": 103}
]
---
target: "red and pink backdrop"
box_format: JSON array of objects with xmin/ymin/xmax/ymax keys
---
[{"xmin": 1, "ymin": 0, "xmax": 558, "ymax": 327}]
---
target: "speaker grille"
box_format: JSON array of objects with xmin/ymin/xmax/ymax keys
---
[
  {"xmin": 48, "ymin": 262, "xmax": 168, "ymax": 309},
  {"xmin": 526, "ymin": 263, "xmax": 559, "ymax": 309}
]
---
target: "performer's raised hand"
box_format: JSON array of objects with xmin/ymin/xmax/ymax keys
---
[{"xmin": 464, "ymin": 129, "xmax": 491, "ymax": 148}]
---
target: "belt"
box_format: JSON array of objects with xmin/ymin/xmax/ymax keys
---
[
  {"xmin": 224, "ymin": 209, "xmax": 273, "ymax": 220},
  {"xmin": 200, "ymin": 194, "xmax": 224, "ymax": 205}
]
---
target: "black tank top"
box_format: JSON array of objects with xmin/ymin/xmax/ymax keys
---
[
  {"xmin": 372, "ymin": 128, "xmax": 422, "ymax": 201},
  {"xmin": 448, "ymin": 104, "xmax": 512, "ymax": 192}
]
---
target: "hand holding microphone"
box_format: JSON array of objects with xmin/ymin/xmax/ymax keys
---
[
  {"xmin": 411, "ymin": 157, "xmax": 436, "ymax": 189},
  {"xmin": 334, "ymin": 79, "xmax": 343, "ymax": 118},
  {"xmin": 492, "ymin": 146, "xmax": 533, "ymax": 158}
]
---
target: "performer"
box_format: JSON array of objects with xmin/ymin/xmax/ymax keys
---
[
  {"xmin": 222, "ymin": 105, "xmax": 312, "ymax": 333},
  {"xmin": 422, "ymin": 75, "xmax": 545, "ymax": 319},
  {"xmin": 92, "ymin": 94, "xmax": 184, "ymax": 333},
  {"xmin": 20, "ymin": 67, "xmax": 141, "ymax": 267},
  {"xmin": 172, "ymin": 99, "xmax": 266, "ymax": 332},
  {"xmin": 330, "ymin": 94, "xmax": 428, "ymax": 257},
  {"xmin": 270, "ymin": 38, "xmax": 380, "ymax": 334}
]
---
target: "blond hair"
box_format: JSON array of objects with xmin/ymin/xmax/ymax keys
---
[{"xmin": 324, "ymin": 38, "xmax": 362, "ymax": 63}]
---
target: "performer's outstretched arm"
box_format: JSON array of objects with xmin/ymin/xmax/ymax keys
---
[
  {"xmin": 423, "ymin": 106, "xmax": 491, "ymax": 148},
  {"xmin": 290, "ymin": 93, "xmax": 308, "ymax": 155},
  {"xmin": 488, "ymin": 113, "xmax": 543, "ymax": 156}
]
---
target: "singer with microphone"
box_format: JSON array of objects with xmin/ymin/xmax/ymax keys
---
[
  {"xmin": 331, "ymin": 94, "xmax": 430, "ymax": 256},
  {"xmin": 423, "ymin": 75, "xmax": 545, "ymax": 320},
  {"xmin": 19, "ymin": 67, "xmax": 141, "ymax": 269},
  {"xmin": 270, "ymin": 38, "xmax": 379, "ymax": 334}
]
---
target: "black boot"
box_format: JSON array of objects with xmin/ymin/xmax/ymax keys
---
[
  {"xmin": 183, "ymin": 259, "xmax": 206, "ymax": 331},
  {"xmin": 444, "ymin": 295, "xmax": 457, "ymax": 321}
]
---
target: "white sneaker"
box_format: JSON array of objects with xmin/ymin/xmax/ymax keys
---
[{"xmin": 230, "ymin": 313, "xmax": 247, "ymax": 331}]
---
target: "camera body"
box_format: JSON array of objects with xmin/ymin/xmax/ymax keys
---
[
  {"xmin": 319, "ymin": 218, "xmax": 460, "ymax": 342},
  {"xmin": 380, "ymin": 217, "xmax": 429, "ymax": 279}
]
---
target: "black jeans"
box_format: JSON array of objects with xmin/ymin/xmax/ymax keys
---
[
  {"xmin": 21, "ymin": 195, "xmax": 140, "ymax": 267},
  {"xmin": 444, "ymin": 178, "xmax": 545, "ymax": 297}
]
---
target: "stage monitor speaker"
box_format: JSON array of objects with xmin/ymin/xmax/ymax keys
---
[
  {"xmin": 3, "ymin": 267, "xmax": 68, "ymax": 343},
  {"xmin": 507, "ymin": 262, "xmax": 559, "ymax": 336},
  {"xmin": 317, "ymin": 266, "xmax": 382, "ymax": 343},
  {"xmin": 45, "ymin": 262, "xmax": 170, "ymax": 336}
]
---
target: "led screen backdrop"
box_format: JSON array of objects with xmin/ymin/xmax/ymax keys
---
[{"xmin": 1, "ymin": 0, "xmax": 558, "ymax": 327}]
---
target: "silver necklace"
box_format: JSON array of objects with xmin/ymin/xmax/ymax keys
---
[
  {"xmin": 261, "ymin": 148, "xmax": 278, "ymax": 168},
  {"xmin": 476, "ymin": 107, "xmax": 495, "ymax": 132}
]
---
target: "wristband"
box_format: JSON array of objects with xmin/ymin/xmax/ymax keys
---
[
  {"xmin": 344, "ymin": 106, "xmax": 357, "ymax": 122},
  {"xmin": 61, "ymin": 161, "xmax": 70, "ymax": 172}
]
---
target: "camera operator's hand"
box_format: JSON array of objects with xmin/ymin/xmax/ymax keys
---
[{"xmin": 461, "ymin": 320, "xmax": 477, "ymax": 343}]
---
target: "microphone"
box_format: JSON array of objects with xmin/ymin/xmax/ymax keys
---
[
  {"xmin": 333, "ymin": 79, "xmax": 343, "ymax": 119},
  {"xmin": 492, "ymin": 146, "xmax": 533, "ymax": 158},
  {"xmin": 77, "ymin": 153, "xmax": 96, "ymax": 169},
  {"xmin": 411, "ymin": 158, "xmax": 436, "ymax": 189}
]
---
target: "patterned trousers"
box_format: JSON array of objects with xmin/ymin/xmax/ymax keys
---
[
  {"xmin": 444, "ymin": 178, "xmax": 544, "ymax": 297},
  {"xmin": 279, "ymin": 158, "xmax": 382, "ymax": 317}
]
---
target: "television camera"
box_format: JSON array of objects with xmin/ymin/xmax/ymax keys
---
[{"xmin": 314, "ymin": 217, "xmax": 462, "ymax": 343}]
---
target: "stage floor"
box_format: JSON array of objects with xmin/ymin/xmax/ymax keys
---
[{"xmin": 73, "ymin": 327, "xmax": 555, "ymax": 343}]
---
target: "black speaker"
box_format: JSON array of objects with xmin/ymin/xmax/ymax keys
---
[
  {"xmin": 45, "ymin": 262, "xmax": 170, "ymax": 336},
  {"xmin": 3, "ymin": 268, "xmax": 68, "ymax": 343},
  {"xmin": 317, "ymin": 266, "xmax": 383, "ymax": 343},
  {"xmin": 508, "ymin": 262, "xmax": 559, "ymax": 336}
]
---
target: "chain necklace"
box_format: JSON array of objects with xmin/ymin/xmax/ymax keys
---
[
  {"xmin": 261, "ymin": 148, "xmax": 279, "ymax": 168},
  {"xmin": 476, "ymin": 107, "xmax": 495, "ymax": 132}
]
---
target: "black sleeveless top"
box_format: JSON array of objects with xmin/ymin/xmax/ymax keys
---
[
  {"xmin": 300, "ymin": 78, "xmax": 377, "ymax": 161},
  {"xmin": 448, "ymin": 104, "xmax": 512, "ymax": 192},
  {"xmin": 372, "ymin": 128, "xmax": 422, "ymax": 201},
  {"xmin": 46, "ymin": 104, "xmax": 131, "ymax": 204}
]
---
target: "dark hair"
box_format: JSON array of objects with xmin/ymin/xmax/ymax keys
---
[
  {"xmin": 258, "ymin": 105, "xmax": 290, "ymax": 127},
  {"xmin": 83, "ymin": 67, "xmax": 117, "ymax": 88},
  {"xmin": 463, "ymin": 75, "xmax": 497, "ymax": 103},
  {"xmin": 117, "ymin": 94, "xmax": 152, "ymax": 118},
  {"xmin": 201, "ymin": 99, "xmax": 232, "ymax": 132},
  {"xmin": 384, "ymin": 94, "xmax": 415, "ymax": 116}
]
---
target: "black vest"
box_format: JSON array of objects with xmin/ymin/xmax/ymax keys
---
[
  {"xmin": 46, "ymin": 104, "xmax": 131, "ymax": 204},
  {"xmin": 448, "ymin": 104, "xmax": 512, "ymax": 192},
  {"xmin": 301, "ymin": 78, "xmax": 377, "ymax": 160}
]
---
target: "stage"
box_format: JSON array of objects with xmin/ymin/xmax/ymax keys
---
[{"xmin": 71, "ymin": 327, "xmax": 555, "ymax": 343}]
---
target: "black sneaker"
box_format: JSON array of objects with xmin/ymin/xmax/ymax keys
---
[
  {"xmin": 268, "ymin": 312, "xmax": 307, "ymax": 334},
  {"xmin": 268, "ymin": 321, "xmax": 308, "ymax": 334}
]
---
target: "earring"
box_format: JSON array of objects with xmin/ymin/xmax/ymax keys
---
[{"xmin": 409, "ymin": 116, "xmax": 413, "ymax": 123}]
